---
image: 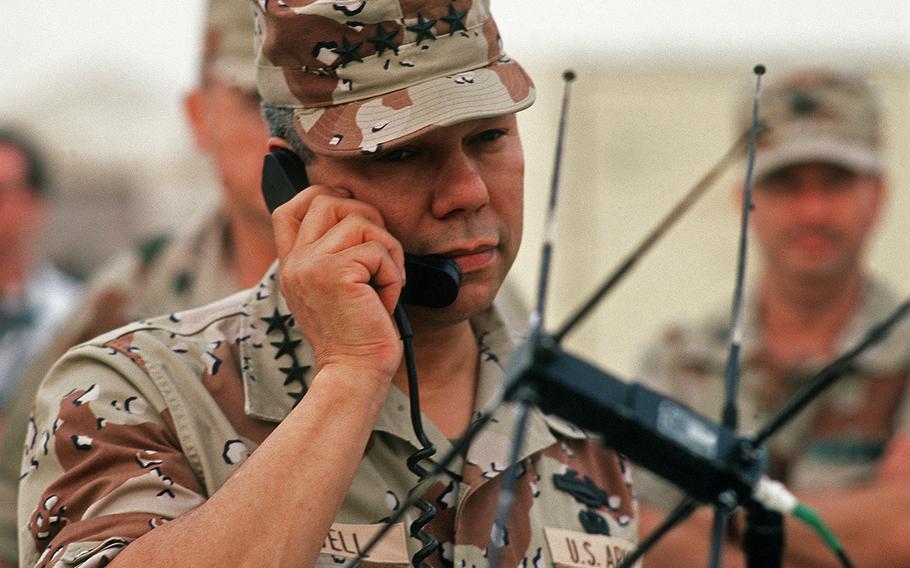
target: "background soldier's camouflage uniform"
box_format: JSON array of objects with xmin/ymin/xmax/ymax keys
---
[
  {"xmin": 0, "ymin": 208, "xmax": 238, "ymax": 564},
  {"xmin": 1, "ymin": 1, "xmax": 261, "ymax": 560},
  {"xmin": 636, "ymin": 277, "xmax": 910, "ymax": 507},
  {"xmin": 19, "ymin": 263, "xmax": 638, "ymax": 568}
]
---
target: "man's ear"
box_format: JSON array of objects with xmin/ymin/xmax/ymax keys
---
[
  {"xmin": 867, "ymin": 175, "xmax": 888, "ymax": 228},
  {"xmin": 183, "ymin": 88, "xmax": 210, "ymax": 151},
  {"xmin": 21, "ymin": 191, "xmax": 49, "ymax": 236},
  {"xmin": 730, "ymin": 181, "xmax": 746, "ymax": 212},
  {"xmin": 267, "ymin": 137, "xmax": 294, "ymax": 153}
]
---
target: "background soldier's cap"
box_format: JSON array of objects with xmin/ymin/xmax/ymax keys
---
[
  {"xmin": 203, "ymin": 0, "xmax": 258, "ymax": 93},
  {"xmin": 251, "ymin": 0, "xmax": 535, "ymax": 156},
  {"xmin": 740, "ymin": 68, "xmax": 882, "ymax": 181}
]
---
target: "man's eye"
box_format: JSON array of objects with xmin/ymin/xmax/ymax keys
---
[
  {"xmin": 376, "ymin": 148, "xmax": 417, "ymax": 163},
  {"xmin": 824, "ymin": 173, "xmax": 859, "ymax": 191},
  {"xmin": 757, "ymin": 181, "xmax": 794, "ymax": 195},
  {"xmin": 472, "ymin": 129, "xmax": 509, "ymax": 143}
]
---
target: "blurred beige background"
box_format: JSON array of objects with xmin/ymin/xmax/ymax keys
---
[{"xmin": 2, "ymin": 1, "xmax": 908, "ymax": 377}]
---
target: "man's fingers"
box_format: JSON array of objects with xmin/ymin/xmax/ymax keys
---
[
  {"xmin": 297, "ymin": 195, "xmax": 386, "ymax": 248},
  {"xmin": 335, "ymin": 242, "xmax": 406, "ymax": 315},
  {"xmin": 312, "ymin": 215, "xmax": 403, "ymax": 261},
  {"xmin": 309, "ymin": 217, "xmax": 405, "ymax": 285},
  {"xmin": 271, "ymin": 185, "xmax": 352, "ymax": 260},
  {"xmin": 351, "ymin": 241, "xmax": 404, "ymax": 314},
  {"xmin": 271, "ymin": 182, "xmax": 406, "ymax": 323}
]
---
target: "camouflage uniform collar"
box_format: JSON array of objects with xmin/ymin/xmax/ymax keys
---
[
  {"xmin": 833, "ymin": 277, "xmax": 910, "ymax": 372},
  {"xmin": 241, "ymin": 261, "xmax": 318, "ymax": 422},
  {"xmin": 739, "ymin": 276, "xmax": 908, "ymax": 372},
  {"xmin": 239, "ymin": 262, "xmax": 582, "ymax": 474}
]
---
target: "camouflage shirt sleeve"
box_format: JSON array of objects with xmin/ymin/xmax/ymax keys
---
[
  {"xmin": 631, "ymin": 327, "xmax": 691, "ymax": 509},
  {"xmin": 18, "ymin": 336, "xmax": 206, "ymax": 568}
]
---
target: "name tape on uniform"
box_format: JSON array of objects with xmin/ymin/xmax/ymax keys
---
[
  {"xmin": 320, "ymin": 522, "xmax": 409, "ymax": 564},
  {"xmin": 544, "ymin": 527, "xmax": 640, "ymax": 568}
]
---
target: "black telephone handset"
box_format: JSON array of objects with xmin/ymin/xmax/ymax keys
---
[{"xmin": 262, "ymin": 148, "xmax": 461, "ymax": 308}]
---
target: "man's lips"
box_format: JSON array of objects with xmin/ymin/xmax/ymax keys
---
[
  {"xmin": 786, "ymin": 229, "xmax": 840, "ymax": 253},
  {"xmin": 441, "ymin": 244, "xmax": 498, "ymax": 273}
]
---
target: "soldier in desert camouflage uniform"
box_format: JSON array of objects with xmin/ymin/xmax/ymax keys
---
[
  {"xmin": 636, "ymin": 69, "xmax": 910, "ymax": 567},
  {"xmin": 19, "ymin": 1, "xmax": 637, "ymax": 567},
  {"xmin": 0, "ymin": 128, "xmax": 84, "ymax": 568}
]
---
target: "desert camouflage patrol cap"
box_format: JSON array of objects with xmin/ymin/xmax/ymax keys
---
[
  {"xmin": 740, "ymin": 68, "xmax": 882, "ymax": 181},
  {"xmin": 202, "ymin": 0, "xmax": 258, "ymax": 93},
  {"xmin": 250, "ymin": 0, "xmax": 535, "ymax": 155}
]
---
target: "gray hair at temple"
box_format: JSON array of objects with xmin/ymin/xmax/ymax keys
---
[{"xmin": 260, "ymin": 103, "xmax": 315, "ymax": 164}]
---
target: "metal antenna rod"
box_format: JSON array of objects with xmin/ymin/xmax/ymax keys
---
[
  {"xmin": 708, "ymin": 63, "xmax": 766, "ymax": 568},
  {"xmin": 721, "ymin": 64, "xmax": 765, "ymax": 432},
  {"xmin": 488, "ymin": 69, "xmax": 577, "ymax": 567},
  {"xmin": 531, "ymin": 69, "xmax": 576, "ymax": 331},
  {"xmin": 553, "ymin": 129, "xmax": 752, "ymax": 343},
  {"xmin": 485, "ymin": 393, "xmax": 534, "ymax": 568},
  {"xmin": 617, "ymin": 497, "xmax": 700, "ymax": 568}
]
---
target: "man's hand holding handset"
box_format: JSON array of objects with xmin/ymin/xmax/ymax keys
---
[{"xmin": 272, "ymin": 183, "xmax": 407, "ymax": 384}]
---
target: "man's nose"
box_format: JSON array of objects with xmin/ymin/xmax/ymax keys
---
[
  {"xmin": 430, "ymin": 151, "xmax": 490, "ymax": 219},
  {"xmin": 794, "ymin": 186, "xmax": 832, "ymax": 221}
]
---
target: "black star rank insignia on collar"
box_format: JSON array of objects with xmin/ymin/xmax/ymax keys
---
[
  {"xmin": 440, "ymin": 4, "xmax": 468, "ymax": 36},
  {"xmin": 261, "ymin": 308, "xmax": 293, "ymax": 335},
  {"xmin": 288, "ymin": 388, "xmax": 306, "ymax": 405},
  {"xmin": 271, "ymin": 338, "xmax": 303, "ymax": 360},
  {"xmin": 332, "ymin": 35, "xmax": 364, "ymax": 66},
  {"xmin": 280, "ymin": 361, "xmax": 308, "ymax": 387},
  {"xmin": 406, "ymin": 12, "xmax": 437, "ymax": 45},
  {"xmin": 368, "ymin": 23, "xmax": 400, "ymax": 56}
]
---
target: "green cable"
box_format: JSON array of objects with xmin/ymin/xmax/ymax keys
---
[{"xmin": 792, "ymin": 503, "xmax": 855, "ymax": 568}]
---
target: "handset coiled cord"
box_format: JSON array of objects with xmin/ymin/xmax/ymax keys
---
[{"xmin": 393, "ymin": 304, "xmax": 439, "ymax": 568}]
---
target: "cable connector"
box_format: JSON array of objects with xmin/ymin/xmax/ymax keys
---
[
  {"xmin": 751, "ymin": 476, "xmax": 855, "ymax": 568},
  {"xmin": 752, "ymin": 476, "xmax": 797, "ymax": 515}
]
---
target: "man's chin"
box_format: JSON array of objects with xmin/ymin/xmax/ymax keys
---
[
  {"xmin": 787, "ymin": 261, "xmax": 852, "ymax": 283},
  {"xmin": 404, "ymin": 283, "xmax": 497, "ymax": 324}
]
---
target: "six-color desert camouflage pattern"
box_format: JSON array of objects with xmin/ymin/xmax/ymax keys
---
[
  {"xmin": 635, "ymin": 277, "xmax": 910, "ymax": 508},
  {"xmin": 251, "ymin": 0, "xmax": 535, "ymax": 155},
  {"xmin": 1, "ymin": 208, "xmax": 239, "ymax": 566},
  {"xmin": 3, "ymin": 0, "xmax": 261, "ymax": 561},
  {"xmin": 19, "ymin": 261, "xmax": 639, "ymax": 568},
  {"xmin": 738, "ymin": 68, "xmax": 882, "ymax": 183}
]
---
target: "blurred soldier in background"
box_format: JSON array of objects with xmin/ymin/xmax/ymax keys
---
[
  {"xmin": 637, "ymin": 68, "xmax": 910, "ymax": 567},
  {"xmin": 0, "ymin": 128, "xmax": 83, "ymax": 567},
  {"xmin": 43, "ymin": 0, "xmax": 274, "ymax": 351},
  {"xmin": 0, "ymin": 1, "xmax": 274, "ymax": 563}
]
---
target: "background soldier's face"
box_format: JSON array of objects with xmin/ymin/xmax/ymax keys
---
[
  {"xmin": 750, "ymin": 161, "xmax": 884, "ymax": 281},
  {"xmin": 0, "ymin": 144, "xmax": 46, "ymax": 257},
  {"xmin": 185, "ymin": 75, "xmax": 271, "ymax": 226}
]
